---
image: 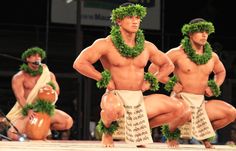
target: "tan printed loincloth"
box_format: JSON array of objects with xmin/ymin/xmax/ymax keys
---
[
  {"xmin": 172, "ymin": 92, "xmax": 215, "ymax": 140},
  {"xmin": 112, "ymin": 90, "xmax": 153, "ymax": 145}
]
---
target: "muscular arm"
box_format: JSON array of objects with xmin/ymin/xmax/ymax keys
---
[
  {"xmin": 148, "ymin": 42, "xmax": 174, "ymax": 83},
  {"xmin": 212, "ymin": 53, "xmax": 226, "ymax": 86},
  {"xmin": 73, "ymin": 38, "xmax": 108, "ymax": 81},
  {"xmin": 149, "ymin": 48, "xmax": 179, "ymax": 83},
  {"xmin": 11, "ymin": 73, "xmax": 26, "ymax": 107},
  {"xmin": 50, "ymin": 72, "xmax": 60, "ymax": 95}
]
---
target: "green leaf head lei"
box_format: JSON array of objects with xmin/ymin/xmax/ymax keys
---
[
  {"xmin": 111, "ymin": 3, "xmax": 147, "ymax": 24},
  {"xmin": 181, "ymin": 18, "xmax": 215, "ymax": 36},
  {"xmin": 20, "ymin": 47, "xmax": 46, "ymax": 76},
  {"xmin": 21, "ymin": 47, "xmax": 46, "ymax": 61},
  {"xmin": 180, "ymin": 18, "xmax": 214, "ymax": 65}
]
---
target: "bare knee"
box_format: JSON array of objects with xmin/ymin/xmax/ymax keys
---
[
  {"xmin": 227, "ymin": 107, "xmax": 236, "ymax": 123},
  {"xmin": 7, "ymin": 128, "xmax": 19, "ymax": 141},
  {"xmin": 173, "ymin": 101, "xmax": 185, "ymax": 116},
  {"xmin": 100, "ymin": 109, "xmax": 117, "ymax": 122},
  {"xmin": 65, "ymin": 116, "xmax": 73, "ymax": 130}
]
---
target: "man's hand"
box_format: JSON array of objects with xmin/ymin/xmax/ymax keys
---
[
  {"xmin": 107, "ymin": 80, "xmax": 116, "ymax": 91},
  {"xmin": 205, "ymin": 86, "xmax": 213, "ymax": 97},
  {"xmin": 141, "ymin": 81, "xmax": 150, "ymax": 92},
  {"xmin": 27, "ymin": 109, "xmax": 36, "ymax": 121},
  {"xmin": 173, "ymin": 82, "xmax": 183, "ymax": 93}
]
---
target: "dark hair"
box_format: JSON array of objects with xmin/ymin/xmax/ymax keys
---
[
  {"xmin": 189, "ymin": 18, "xmax": 206, "ymax": 24},
  {"xmin": 120, "ymin": 2, "xmax": 135, "ymax": 7}
]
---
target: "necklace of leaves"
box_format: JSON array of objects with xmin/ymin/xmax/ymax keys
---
[
  {"xmin": 20, "ymin": 63, "xmax": 43, "ymax": 76},
  {"xmin": 110, "ymin": 26, "xmax": 145, "ymax": 58},
  {"xmin": 181, "ymin": 37, "xmax": 212, "ymax": 65}
]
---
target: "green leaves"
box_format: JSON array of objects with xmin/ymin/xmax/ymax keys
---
[
  {"xmin": 110, "ymin": 26, "xmax": 145, "ymax": 58},
  {"xmin": 181, "ymin": 37, "xmax": 212, "ymax": 65}
]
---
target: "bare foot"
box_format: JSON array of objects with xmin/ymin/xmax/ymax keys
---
[
  {"xmin": 167, "ymin": 139, "xmax": 179, "ymax": 148},
  {"xmin": 102, "ymin": 133, "xmax": 114, "ymax": 147},
  {"xmin": 202, "ymin": 140, "xmax": 215, "ymax": 149}
]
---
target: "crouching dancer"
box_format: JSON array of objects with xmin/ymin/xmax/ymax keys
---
[
  {"xmin": 149, "ymin": 18, "xmax": 236, "ymax": 148},
  {"xmin": 73, "ymin": 3, "xmax": 184, "ymax": 147},
  {"xmin": 6, "ymin": 47, "xmax": 73, "ymax": 140}
]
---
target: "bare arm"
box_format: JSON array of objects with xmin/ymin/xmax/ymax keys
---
[
  {"xmin": 150, "ymin": 48, "xmax": 180, "ymax": 82},
  {"xmin": 50, "ymin": 72, "xmax": 60, "ymax": 95},
  {"xmin": 73, "ymin": 38, "xmax": 108, "ymax": 81},
  {"xmin": 148, "ymin": 42, "xmax": 174, "ymax": 83},
  {"xmin": 212, "ymin": 53, "xmax": 226, "ymax": 86},
  {"xmin": 11, "ymin": 73, "xmax": 26, "ymax": 107}
]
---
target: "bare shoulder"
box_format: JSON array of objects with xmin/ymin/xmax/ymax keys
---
[
  {"xmin": 166, "ymin": 46, "xmax": 183, "ymax": 62},
  {"xmin": 83, "ymin": 36, "xmax": 112, "ymax": 54},
  {"xmin": 212, "ymin": 51, "xmax": 220, "ymax": 59},
  {"xmin": 91, "ymin": 36, "xmax": 111, "ymax": 48},
  {"xmin": 144, "ymin": 40, "xmax": 158, "ymax": 49},
  {"xmin": 144, "ymin": 40, "xmax": 162, "ymax": 54},
  {"xmin": 12, "ymin": 71, "xmax": 25, "ymax": 82},
  {"xmin": 49, "ymin": 71, "xmax": 56, "ymax": 78},
  {"xmin": 212, "ymin": 51, "xmax": 221, "ymax": 62},
  {"xmin": 166, "ymin": 46, "xmax": 182, "ymax": 55}
]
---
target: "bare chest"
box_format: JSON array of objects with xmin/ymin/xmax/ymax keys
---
[
  {"xmin": 176, "ymin": 56, "xmax": 214, "ymax": 75},
  {"xmin": 102, "ymin": 48, "xmax": 149, "ymax": 68},
  {"xmin": 23, "ymin": 76, "xmax": 40, "ymax": 90}
]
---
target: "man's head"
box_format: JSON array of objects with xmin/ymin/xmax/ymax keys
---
[
  {"xmin": 111, "ymin": 3, "xmax": 147, "ymax": 24},
  {"xmin": 181, "ymin": 18, "xmax": 215, "ymax": 36},
  {"xmin": 21, "ymin": 47, "xmax": 46, "ymax": 62}
]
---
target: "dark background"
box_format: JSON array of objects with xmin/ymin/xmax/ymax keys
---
[{"xmin": 0, "ymin": 0, "xmax": 236, "ymax": 143}]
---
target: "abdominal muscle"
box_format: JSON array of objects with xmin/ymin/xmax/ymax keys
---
[
  {"xmin": 110, "ymin": 67, "xmax": 145, "ymax": 91},
  {"xmin": 178, "ymin": 74, "xmax": 209, "ymax": 95}
]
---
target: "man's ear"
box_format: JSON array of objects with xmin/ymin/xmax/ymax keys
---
[{"xmin": 116, "ymin": 19, "xmax": 121, "ymax": 26}]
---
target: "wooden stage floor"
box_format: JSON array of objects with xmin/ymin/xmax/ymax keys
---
[{"xmin": 0, "ymin": 140, "xmax": 235, "ymax": 151}]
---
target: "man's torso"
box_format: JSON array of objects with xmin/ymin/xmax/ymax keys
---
[
  {"xmin": 100, "ymin": 37, "xmax": 151, "ymax": 90},
  {"xmin": 172, "ymin": 47, "xmax": 215, "ymax": 94}
]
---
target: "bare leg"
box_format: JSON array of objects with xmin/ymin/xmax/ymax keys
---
[
  {"xmin": 204, "ymin": 100, "xmax": 236, "ymax": 148},
  {"xmin": 100, "ymin": 110, "xmax": 114, "ymax": 147},
  {"xmin": 101, "ymin": 133, "xmax": 114, "ymax": 147},
  {"xmin": 167, "ymin": 139, "xmax": 179, "ymax": 148},
  {"xmin": 7, "ymin": 117, "xmax": 28, "ymax": 141},
  {"xmin": 100, "ymin": 92, "xmax": 124, "ymax": 147},
  {"xmin": 50, "ymin": 109, "xmax": 73, "ymax": 130},
  {"xmin": 145, "ymin": 94, "xmax": 184, "ymax": 128},
  {"xmin": 166, "ymin": 99, "xmax": 192, "ymax": 148},
  {"xmin": 206, "ymin": 100, "xmax": 236, "ymax": 130},
  {"xmin": 202, "ymin": 139, "xmax": 215, "ymax": 149}
]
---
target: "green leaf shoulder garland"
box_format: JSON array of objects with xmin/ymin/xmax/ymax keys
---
[
  {"xmin": 96, "ymin": 26, "xmax": 159, "ymax": 91},
  {"xmin": 20, "ymin": 64, "xmax": 43, "ymax": 76},
  {"xmin": 110, "ymin": 25, "xmax": 145, "ymax": 58},
  {"xmin": 180, "ymin": 36, "xmax": 220, "ymax": 97},
  {"xmin": 181, "ymin": 36, "xmax": 212, "ymax": 65}
]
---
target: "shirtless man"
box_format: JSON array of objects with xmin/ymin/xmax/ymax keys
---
[
  {"xmin": 149, "ymin": 18, "xmax": 236, "ymax": 148},
  {"xmin": 6, "ymin": 47, "xmax": 73, "ymax": 140},
  {"xmin": 73, "ymin": 3, "xmax": 184, "ymax": 147}
]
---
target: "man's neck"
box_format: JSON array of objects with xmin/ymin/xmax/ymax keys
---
[
  {"xmin": 120, "ymin": 28, "xmax": 136, "ymax": 47},
  {"xmin": 191, "ymin": 41, "xmax": 204, "ymax": 54}
]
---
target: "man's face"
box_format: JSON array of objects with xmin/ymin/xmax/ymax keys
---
[
  {"xmin": 26, "ymin": 53, "xmax": 42, "ymax": 69},
  {"xmin": 190, "ymin": 31, "xmax": 209, "ymax": 46},
  {"xmin": 118, "ymin": 16, "xmax": 141, "ymax": 33}
]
